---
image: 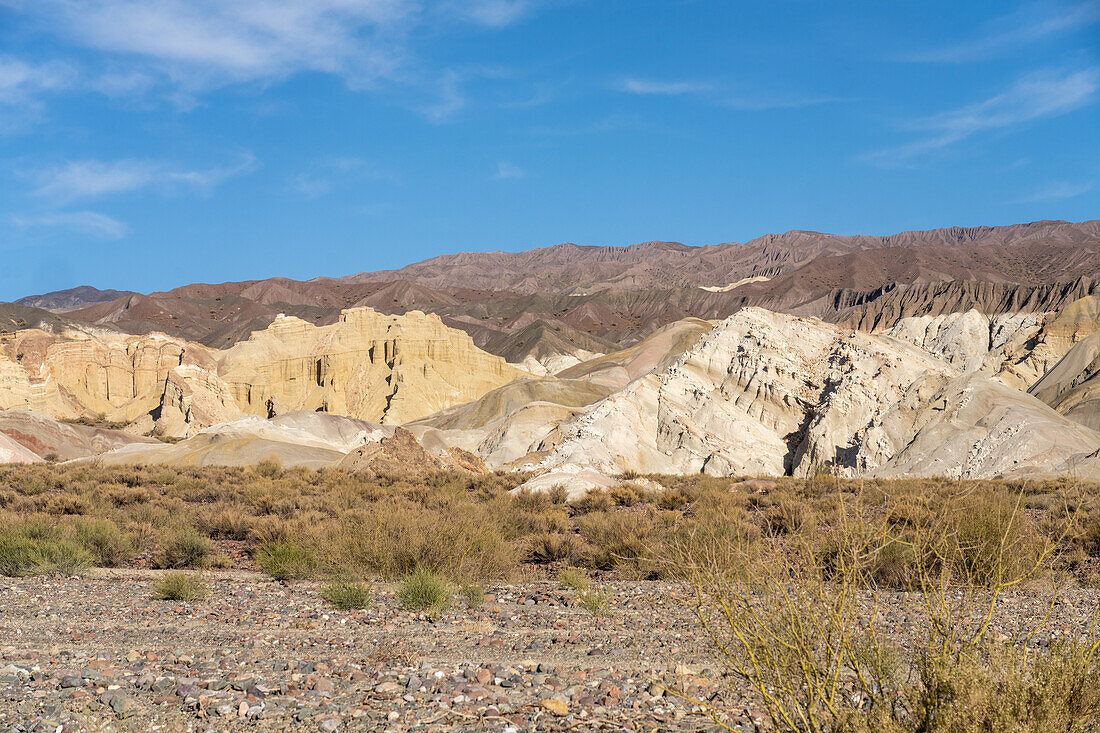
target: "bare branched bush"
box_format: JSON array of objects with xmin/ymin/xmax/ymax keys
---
[{"xmin": 677, "ymin": 487, "xmax": 1099, "ymax": 733}]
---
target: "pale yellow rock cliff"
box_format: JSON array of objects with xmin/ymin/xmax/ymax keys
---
[
  {"xmin": 0, "ymin": 307, "xmax": 525, "ymax": 437},
  {"xmin": 217, "ymin": 309, "xmax": 524, "ymax": 425}
]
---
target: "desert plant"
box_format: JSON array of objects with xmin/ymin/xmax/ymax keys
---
[
  {"xmin": 460, "ymin": 581, "xmax": 485, "ymax": 609},
  {"xmin": 321, "ymin": 578, "xmax": 372, "ymax": 610},
  {"xmin": 525, "ymin": 531, "xmax": 584, "ymax": 563},
  {"xmin": 156, "ymin": 527, "xmax": 212, "ymax": 569},
  {"xmin": 559, "ymin": 567, "xmax": 591, "ymax": 593},
  {"xmin": 678, "ymin": 489, "xmax": 1078, "ymax": 733},
  {"xmin": 254, "ymin": 540, "xmax": 317, "ymax": 580},
  {"xmin": 75, "ymin": 518, "xmax": 134, "ymax": 567},
  {"xmin": 576, "ymin": 585, "xmax": 611, "ymax": 617},
  {"xmin": 397, "ymin": 567, "xmax": 450, "ymax": 618},
  {"xmin": 152, "ymin": 571, "xmax": 208, "ymax": 601},
  {"xmin": 0, "ymin": 525, "xmax": 93, "ymax": 576}
]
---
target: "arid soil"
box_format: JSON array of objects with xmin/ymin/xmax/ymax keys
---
[{"xmin": 2, "ymin": 570, "xmax": 1097, "ymax": 732}]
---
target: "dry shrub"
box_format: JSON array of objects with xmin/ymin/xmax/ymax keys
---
[
  {"xmin": 680, "ymin": 488, "xmax": 1090, "ymax": 733},
  {"xmin": 397, "ymin": 567, "xmax": 451, "ymax": 618},
  {"xmin": 327, "ymin": 499, "xmax": 518, "ymax": 581},
  {"xmin": 577, "ymin": 506, "xmax": 678, "ymax": 576},
  {"xmin": 152, "ymin": 571, "xmax": 207, "ymax": 601},
  {"xmin": 254, "ymin": 540, "xmax": 318, "ymax": 580},
  {"xmin": 196, "ymin": 503, "xmax": 254, "ymax": 540},
  {"xmin": 571, "ymin": 489, "xmax": 614, "ymax": 514},
  {"xmin": 156, "ymin": 526, "xmax": 212, "ymax": 569},
  {"xmin": 321, "ymin": 578, "xmax": 372, "ymax": 610},
  {"xmin": 525, "ymin": 531, "xmax": 586, "ymax": 564},
  {"xmin": 74, "ymin": 518, "xmax": 134, "ymax": 567},
  {"xmin": 0, "ymin": 521, "xmax": 93, "ymax": 576}
]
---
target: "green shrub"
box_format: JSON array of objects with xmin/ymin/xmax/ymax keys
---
[
  {"xmin": 156, "ymin": 528, "xmax": 212, "ymax": 569},
  {"xmin": 558, "ymin": 568, "xmax": 609, "ymax": 616},
  {"xmin": 0, "ymin": 527, "xmax": 93, "ymax": 576},
  {"xmin": 576, "ymin": 585, "xmax": 611, "ymax": 617},
  {"xmin": 460, "ymin": 581, "xmax": 485, "ymax": 609},
  {"xmin": 397, "ymin": 568, "xmax": 450, "ymax": 618},
  {"xmin": 321, "ymin": 579, "xmax": 372, "ymax": 610},
  {"xmin": 75, "ymin": 518, "xmax": 133, "ymax": 567},
  {"xmin": 559, "ymin": 567, "xmax": 590, "ymax": 593},
  {"xmin": 152, "ymin": 571, "xmax": 207, "ymax": 601},
  {"xmin": 255, "ymin": 540, "xmax": 317, "ymax": 580}
]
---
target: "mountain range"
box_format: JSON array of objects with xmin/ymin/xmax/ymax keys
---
[{"xmin": 2, "ymin": 218, "xmax": 1098, "ymax": 484}]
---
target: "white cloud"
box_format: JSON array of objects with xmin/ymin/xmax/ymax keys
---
[
  {"xmin": 901, "ymin": 0, "xmax": 1100, "ymax": 63},
  {"xmin": 0, "ymin": 56, "xmax": 76, "ymax": 129},
  {"xmin": 31, "ymin": 154, "xmax": 258, "ymax": 201},
  {"xmin": 456, "ymin": 0, "xmax": 535, "ymax": 27},
  {"xmin": 20, "ymin": 0, "xmax": 416, "ymax": 90},
  {"xmin": 0, "ymin": 56, "xmax": 74, "ymax": 105},
  {"xmin": 618, "ymin": 77, "xmax": 843, "ymax": 110},
  {"xmin": 1017, "ymin": 179, "xmax": 1095, "ymax": 202},
  {"xmin": 14, "ymin": 210, "xmax": 129, "ymax": 239},
  {"xmin": 494, "ymin": 161, "xmax": 524, "ymax": 179},
  {"xmin": 422, "ymin": 70, "xmax": 468, "ymax": 121},
  {"xmin": 287, "ymin": 157, "xmax": 386, "ymax": 198},
  {"xmin": 863, "ymin": 66, "xmax": 1100, "ymax": 165},
  {"xmin": 620, "ymin": 78, "xmax": 711, "ymax": 95}
]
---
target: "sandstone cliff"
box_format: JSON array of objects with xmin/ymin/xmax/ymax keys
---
[
  {"xmin": 0, "ymin": 307, "xmax": 525, "ymax": 441},
  {"xmin": 217, "ymin": 308, "xmax": 525, "ymax": 425}
]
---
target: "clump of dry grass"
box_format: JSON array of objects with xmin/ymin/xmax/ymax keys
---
[{"xmin": 152, "ymin": 571, "xmax": 207, "ymax": 601}]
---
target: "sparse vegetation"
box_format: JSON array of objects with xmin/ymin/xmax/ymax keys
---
[
  {"xmin": 151, "ymin": 571, "xmax": 208, "ymax": 601},
  {"xmin": 558, "ymin": 568, "xmax": 611, "ymax": 616},
  {"xmin": 397, "ymin": 567, "xmax": 450, "ymax": 618},
  {"xmin": 460, "ymin": 581, "xmax": 485, "ymax": 609},
  {"xmin": 255, "ymin": 540, "xmax": 317, "ymax": 580},
  {"xmin": 321, "ymin": 578, "xmax": 372, "ymax": 609},
  {"xmin": 676, "ymin": 486, "xmax": 1099, "ymax": 732},
  {"xmin": 156, "ymin": 527, "xmax": 211, "ymax": 569}
]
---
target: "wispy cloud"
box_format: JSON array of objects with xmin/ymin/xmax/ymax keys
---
[
  {"xmin": 30, "ymin": 154, "xmax": 258, "ymax": 201},
  {"xmin": 0, "ymin": 56, "xmax": 76, "ymax": 129},
  {"xmin": 617, "ymin": 77, "xmax": 843, "ymax": 110},
  {"xmin": 13, "ymin": 210, "xmax": 129, "ymax": 239},
  {"xmin": 900, "ymin": 0, "xmax": 1100, "ymax": 63},
  {"xmin": 1016, "ymin": 179, "xmax": 1095, "ymax": 202},
  {"xmin": 862, "ymin": 66, "xmax": 1100, "ymax": 166},
  {"xmin": 422, "ymin": 69, "xmax": 468, "ymax": 121},
  {"xmin": 0, "ymin": 56, "xmax": 74, "ymax": 105},
  {"xmin": 494, "ymin": 161, "xmax": 525, "ymax": 179},
  {"xmin": 18, "ymin": 0, "xmax": 416, "ymax": 91},
  {"xmin": 453, "ymin": 0, "xmax": 537, "ymax": 27},
  {"xmin": 620, "ymin": 78, "xmax": 712, "ymax": 95},
  {"xmin": 287, "ymin": 157, "xmax": 387, "ymax": 199}
]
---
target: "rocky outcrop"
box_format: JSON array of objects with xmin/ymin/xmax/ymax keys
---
[
  {"xmin": 532, "ymin": 308, "xmax": 1100, "ymax": 480},
  {"xmin": 0, "ymin": 328, "xmax": 230, "ymax": 436},
  {"xmin": 860, "ymin": 373, "xmax": 1100, "ymax": 479},
  {"xmin": 834, "ymin": 278, "xmax": 1098, "ymax": 333},
  {"xmin": 410, "ymin": 377, "xmax": 612, "ymax": 467},
  {"xmin": 0, "ymin": 430, "xmax": 44, "ymax": 464},
  {"xmin": 0, "ymin": 410, "xmax": 157, "ymax": 461},
  {"xmin": 93, "ymin": 413, "xmax": 390, "ymax": 469},
  {"xmin": 0, "ymin": 307, "xmax": 526, "ymax": 440},
  {"xmin": 1029, "ymin": 332, "xmax": 1100, "ymax": 431},
  {"xmin": 218, "ymin": 308, "xmax": 525, "ymax": 425},
  {"xmin": 338, "ymin": 427, "xmax": 487, "ymax": 478}
]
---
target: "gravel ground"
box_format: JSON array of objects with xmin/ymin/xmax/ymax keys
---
[
  {"xmin": 0, "ymin": 570, "xmax": 748, "ymax": 732},
  {"xmin": 2, "ymin": 571, "xmax": 1096, "ymax": 732}
]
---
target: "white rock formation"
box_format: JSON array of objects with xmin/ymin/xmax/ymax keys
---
[{"xmin": 532, "ymin": 307, "xmax": 1100, "ymax": 480}]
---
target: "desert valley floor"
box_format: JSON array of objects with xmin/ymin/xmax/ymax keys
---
[{"xmin": 3, "ymin": 220, "xmax": 1100, "ymax": 731}]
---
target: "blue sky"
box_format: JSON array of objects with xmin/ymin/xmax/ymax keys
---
[{"xmin": 0, "ymin": 0, "xmax": 1098, "ymax": 301}]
